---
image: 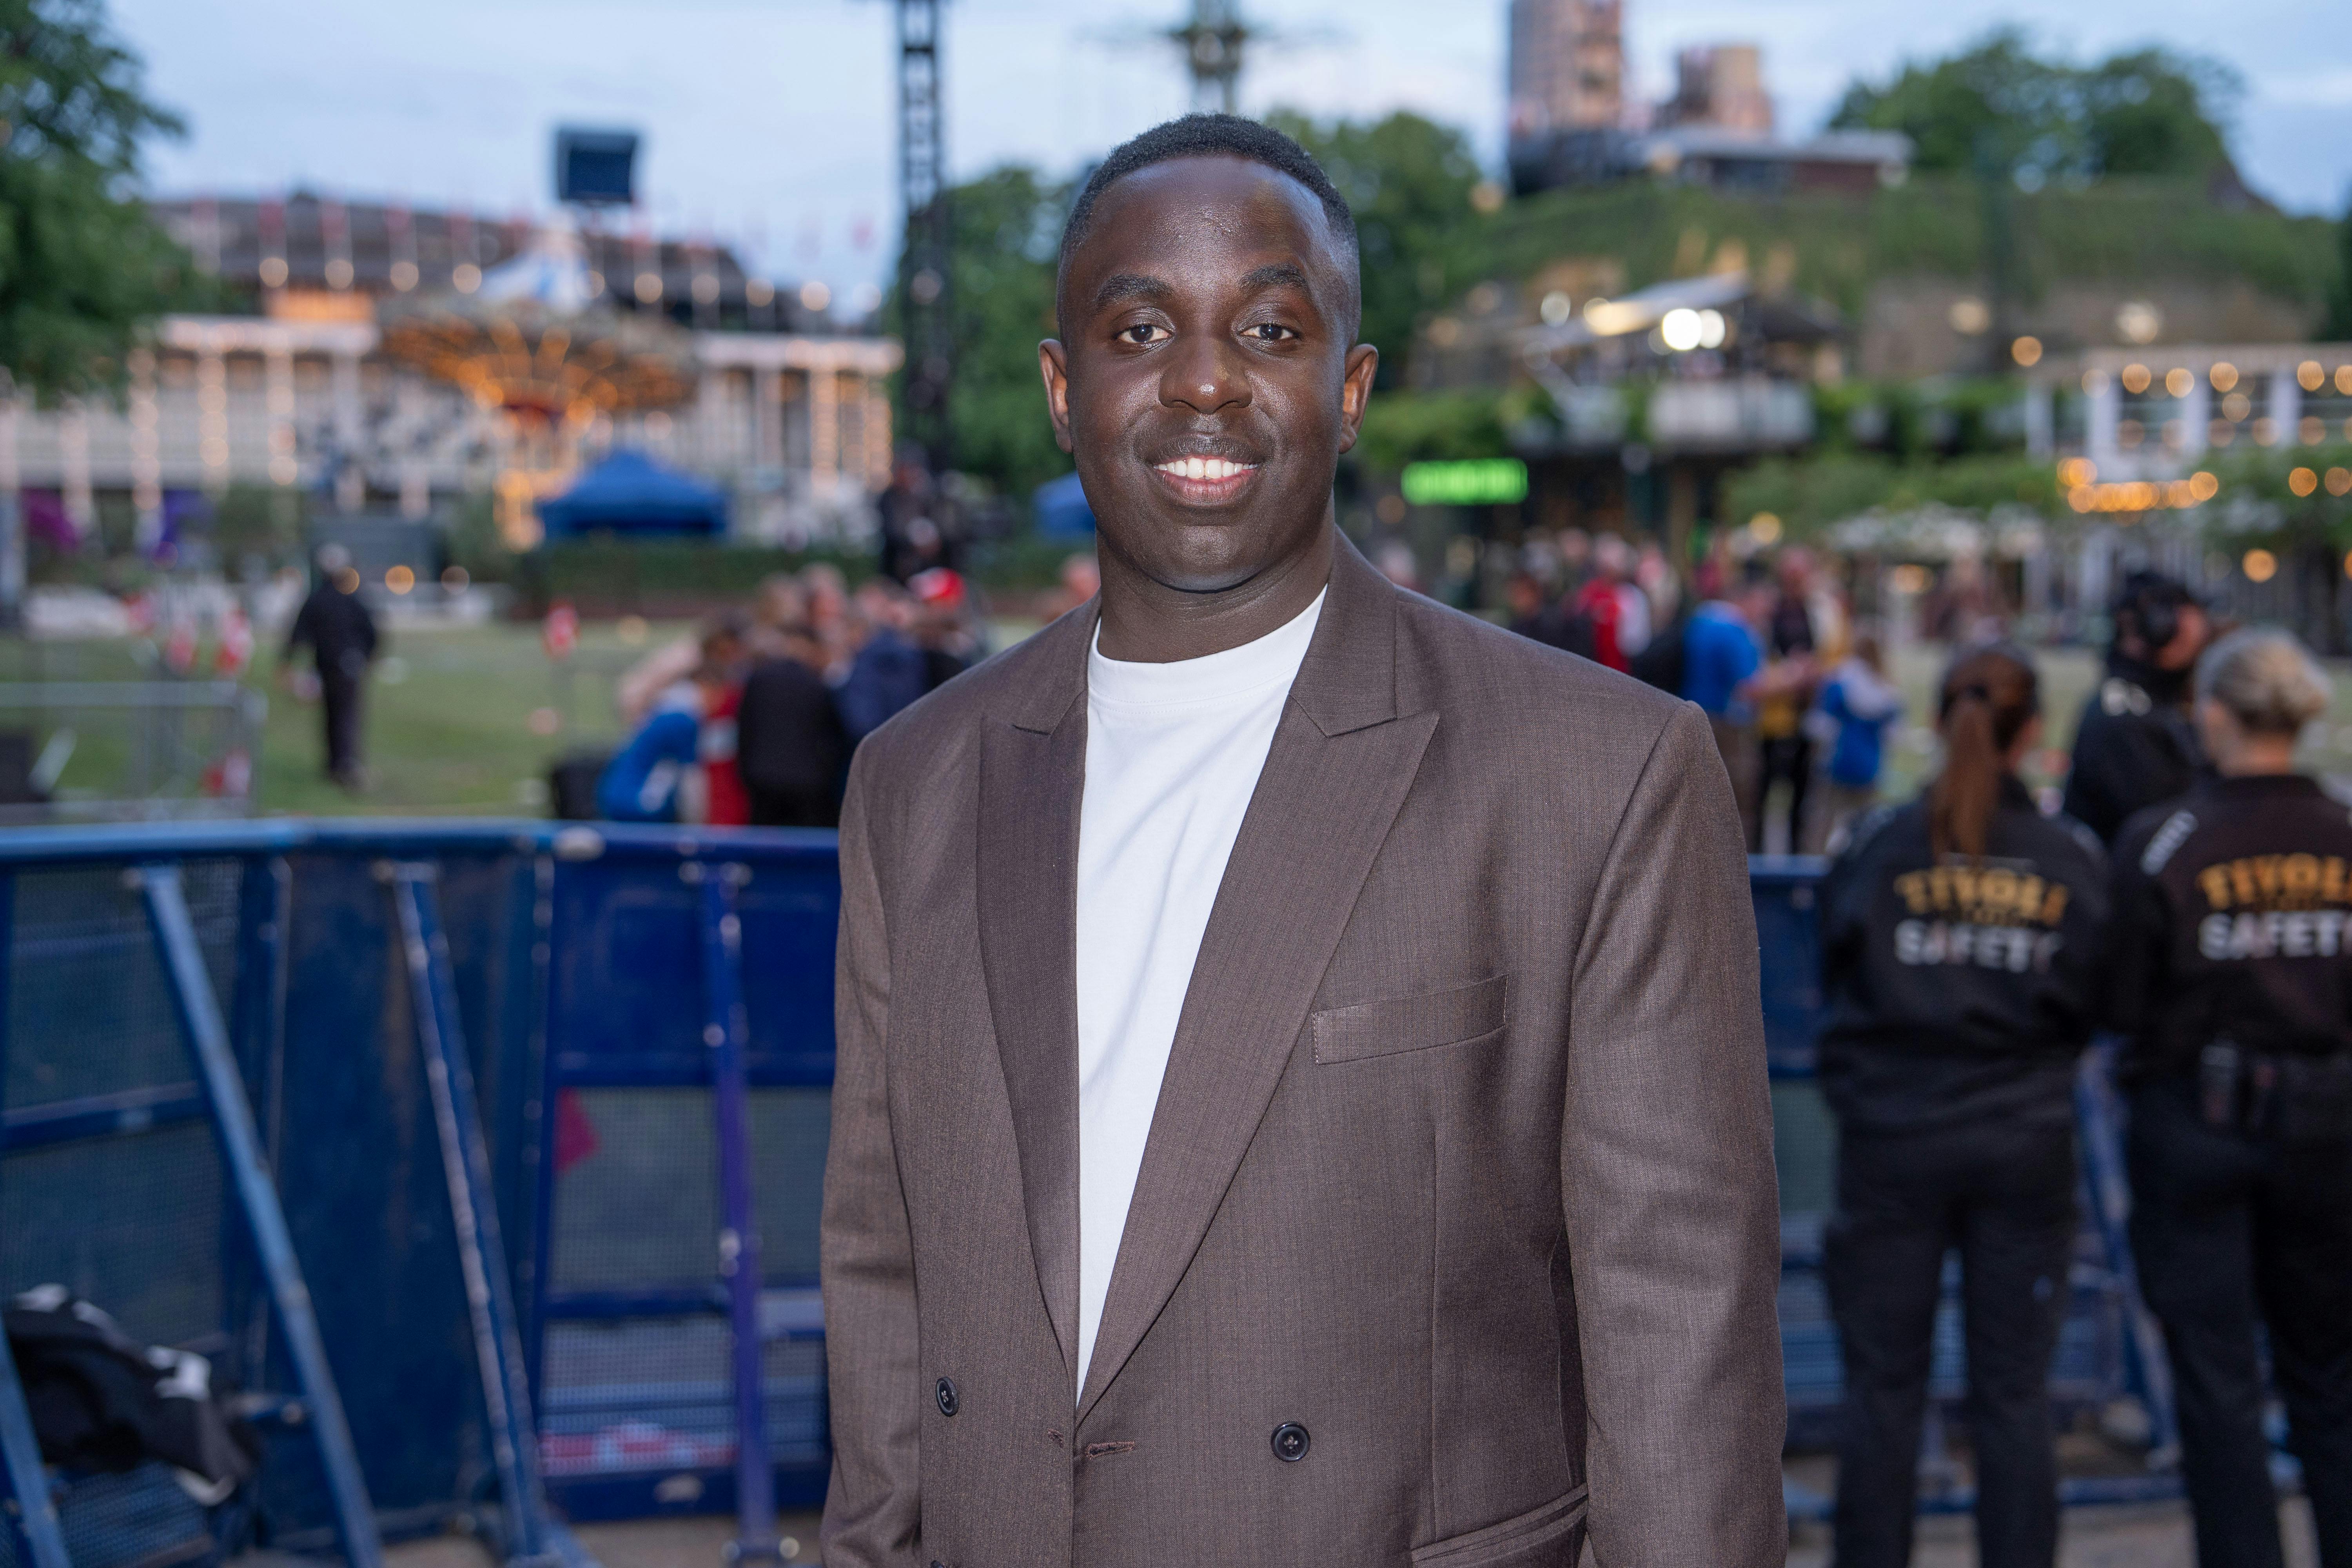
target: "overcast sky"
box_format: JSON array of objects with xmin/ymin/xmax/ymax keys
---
[{"xmin": 116, "ymin": 0, "xmax": 2350, "ymax": 296}]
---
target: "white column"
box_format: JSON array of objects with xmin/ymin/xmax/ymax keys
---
[
  {"xmin": 129, "ymin": 348, "xmax": 163, "ymax": 552},
  {"xmin": 333, "ymin": 350, "xmax": 364, "ymax": 512},
  {"xmin": 398, "ymin": 374, "xmax": 430, "ymax": 519},
  {"xmin": 865, "ymin": 384, "xmax": 893, "ymax": 490},
  {"xmin": 2024, "ymin": 382, "xmax": 2053, "ymax": 460},
  {"xmin": 265, "ymin": 347, "xmax": 298, "ymax": 489},
  {"xmin": 756, "ymin": 367, "xmax": 784, "ymax": 473},
  {"xmin": 810, "ymin": 363, "xmax": 838, "ymax": 496},
  {"xmin": 60, "ymin": 400, "xmax": 94, "ymax": 539},
  {"xmin": 2086, "ymin": 372, "xmax": 2120, "ymax": 471},
  {"xmin": 197, "ymin": 346, "xmax": 230, "ymax": 494},
  {"xmin": 2178, "ymin": 368, "xmax": 2210, "ymax": 460},
  {"xmin": 2274, "ymin": 368, "xmax": 2303, "ymax": 446}
]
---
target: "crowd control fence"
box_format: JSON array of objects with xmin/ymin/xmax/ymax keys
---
[{"xmin": 0, "ymin": 830, "xmax": 2189, "ymax": 1568}]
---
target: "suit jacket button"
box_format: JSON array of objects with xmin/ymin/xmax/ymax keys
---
[
  {"xmin": 935, "ymin": 1377, "xmax": 959, "ymax": 1417},
  {"xmin": 1270, "ymin": 1422, "xmax": 1309, "ymax": 1462}
]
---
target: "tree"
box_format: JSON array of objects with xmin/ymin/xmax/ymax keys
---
[
  {"xmin": 889, "ymin": 164, "xmax": 1069, "ymax": 505},
  {"xmin": 1830, "ymin": 29, "xmax": 2239, "ymax": 188},
  {"xmin": 1267, "ymin": 110, "xmax": 1494, "ymax": 388},
  {"xmin": 2323, "ymin": 201, "xmax": 2352, "ymax": 341},
  {"xmin": 0, "ymin": 0, "xmax": 198, "ymax": 399}
]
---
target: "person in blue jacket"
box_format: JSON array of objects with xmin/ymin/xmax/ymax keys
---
[{"xmin": 597, "ymin": 662, "xmax": 726, "ymax": 822}]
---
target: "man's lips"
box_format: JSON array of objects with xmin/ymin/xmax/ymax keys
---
[{"xmin": 1149, "ymin": 454, "xmax": 1261, "ymax": 503}]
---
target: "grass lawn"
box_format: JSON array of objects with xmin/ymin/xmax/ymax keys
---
[
  {"xmin": 0, "ymin": 621, "xmax": 691, "ymax": 818},
  {"xmin": 11, "ymin": 622, "xmax": 2352, "ymax": 822}
]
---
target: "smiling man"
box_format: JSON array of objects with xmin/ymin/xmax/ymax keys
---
[{"xmin": 820, "ymin": 115, "xmax": 1785, "ymax": 1568}]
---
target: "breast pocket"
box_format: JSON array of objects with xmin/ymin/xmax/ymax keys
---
[{"xmin": 1310, "ymin": 975, "xmax": 1507, "ymax": 1065}]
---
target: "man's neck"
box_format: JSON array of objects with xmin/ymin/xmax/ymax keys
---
[{"xmin": 1095, "ymin": 521, "xmax": 1335, "ymax": 664}]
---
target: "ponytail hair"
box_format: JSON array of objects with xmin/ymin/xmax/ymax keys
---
[{"xmin": 1928, "ymin": 644, "xmax": 2040, "ymax": 860}]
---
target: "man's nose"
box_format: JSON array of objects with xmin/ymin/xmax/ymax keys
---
[{"xmin": 1160, "ymin": 333, "xmax": 1251, "ymax": 416}]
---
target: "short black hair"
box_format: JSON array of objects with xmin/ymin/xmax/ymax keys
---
[{"xmin": 1058, "ymin": 113, "xmax": 1358, "ymax": 276}]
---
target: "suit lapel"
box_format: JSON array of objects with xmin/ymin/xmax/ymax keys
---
[
  {"xmin": 977, "ymin": 603, "xmax": 1094, "ymax": 1387},
  {"xmin": 1077, "ymin": 539, "xmax": 1435, "ymax": 1418}
]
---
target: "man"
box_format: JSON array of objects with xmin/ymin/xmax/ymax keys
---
[
  {"xmin": 1571, "ymin": 532, "xmax": 1644, "ymax": 672},
  {"xmin": 2063, "ymin": 570, "xmax": 2213, "ymax": 843},
  {"xmin": 281, "ymin": 544, "xmax": 378, "ymax": 789},
  {"xmin": 737, "ymin": 619, "xmax": 848, "ymax": 828},
  {"xmin": 1682, "ymin": 575, "xmax": 1773, "ymax": 849},
  {"xmin": 820, "ymin": 114, "xmax": 1784, "ymax": 1568},
  {"xmin": 834, "ymin": 577, "xmax": 931, "ymax": 745}
]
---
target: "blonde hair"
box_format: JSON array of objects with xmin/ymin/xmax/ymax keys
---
[{"xmin": 2196, "ymin": 627, "xmax": 2331, "ymax": 737}]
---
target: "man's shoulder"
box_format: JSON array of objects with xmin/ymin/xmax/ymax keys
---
[
  {"xmin": 1391, "ymin": 590, "xmax": 1692, "ymax": 755},
  {"xmin": 853, "ymin": 603, "xmax": 1089, "ymax": 783}
]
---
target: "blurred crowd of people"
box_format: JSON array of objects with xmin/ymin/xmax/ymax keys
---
[
  {"xmin": 1501, "ymin": 530, "xmax": 1900, "ymax": 854},
  {"xmin": 588, "ymin": 562, "xmax": 985, "ymax": 828}
]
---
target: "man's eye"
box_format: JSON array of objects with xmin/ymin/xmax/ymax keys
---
[
  {"xmin": 1119, "ymin": 324, "xmax": 1167, "ymax": 345},
  {"xmin": 1245, "ymin": 323, "xmax": 1296, "ymax": 343}
]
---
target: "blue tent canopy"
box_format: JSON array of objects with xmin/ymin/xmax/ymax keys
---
[
  {"xmin": 538, "ymin": 449, "xmax": 728, "ymax": 538},
  {"xmin": 1032, "ymin": 470, "xmax": 1096, "ymax": 538}
]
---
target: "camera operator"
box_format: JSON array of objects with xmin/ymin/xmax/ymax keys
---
[
  {"xmin": 2064, "ymin": 570, "xmax": 2213, "ymax": 843},
  {"xmin": 2107, "ymin": 628, "xmax": 2352, "ymax": 1568},
  {"xmin": 1817, "ymin": 645, "xmax": 2108, "ymax": 1568}
]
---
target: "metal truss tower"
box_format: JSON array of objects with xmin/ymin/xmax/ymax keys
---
[{"xmin": 897, "ymin": 0, "xmax": 953, "ymax": 473}]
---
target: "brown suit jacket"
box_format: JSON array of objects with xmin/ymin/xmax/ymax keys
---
[{"xmin": 820, "ymin": 537, "xmax": 1786, "ymax": 1567}]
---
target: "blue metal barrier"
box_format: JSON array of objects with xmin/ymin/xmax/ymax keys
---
[
  {"xmin": 0, "ymin": 824, "xmax": 2183, "ymax": 1561},
  {"xmin": 0, "ymin": 822, "xmax": 836, "ymax": 1567}
]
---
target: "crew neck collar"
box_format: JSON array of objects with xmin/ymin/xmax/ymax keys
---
[{"xmin": 1088, "ymin": 588, "xmax": 1326, "ymax": 709}]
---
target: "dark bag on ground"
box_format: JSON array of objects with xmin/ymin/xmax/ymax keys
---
[
  {"xmin": 5, "ymin": 1287, "xmax": 260, "ymax": 1501},
  {"xmin": 548, "ymin": 750, "xmax": 614, "ymax": 821}
]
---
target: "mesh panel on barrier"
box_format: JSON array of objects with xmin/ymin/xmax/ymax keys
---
[
  {"xmin": 1, "ymin": 861, "xmax": 244, "ymax": 1352},
  {"xmin": 551, "ymin": 1088, "xmax": 722, "ymax": 1292},
  {"xmin": 4, "ymin": 860, "xmax": 240, "ymax": 1111},
  {"xmin": 551, "ymin": 1087, "xmax": 832, "ymax": 1292},
  {"xmin": 0, "ymin": 1462, "xmax": 214, "ymax": 1568},
  {"xmin": 0, "ymin": 1121, "xmax": 225, "ymax": 1348},
  {"xmin": 537, "ymin": 1315, "xmax": 828, "ymax": 1478}
]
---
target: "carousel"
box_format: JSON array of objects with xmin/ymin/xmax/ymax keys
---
[{"xmin": 377, "ymin": 220, "xmax": 697, "ymax": 549}]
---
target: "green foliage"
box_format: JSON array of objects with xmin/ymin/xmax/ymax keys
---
[
  {"xmin": 2323, "ymin": 209, "xmax": 2352, "ymax": 342},
  {"xmin": 1352, "ymin": 390, "xmax": 1510, "ymax": 472},
  {"xmin": 1722, "ymin": 452, "xmax": 2064, "ymax": 538},
  {"xmin": 1829, "ymin": 27, "xmax": 2237, "ymax": 185},
  {"xmin": 889, "ymin": 164, "xmax": 1069, "ymax": 506},
  {"xmin": 1265, "ymin": 109, "xmax": 1495, "ymax": 388},
  {"xmin": 1487, "ymin": 176, "xmax": 2336, "ymax": 321},
  {"xmin": 2200, "ymin": 445, "xmax": 2352, "ymax": 548},
  {"xmin": 0, "ymin": 0, "xmax": 203, "ymax": 399}
]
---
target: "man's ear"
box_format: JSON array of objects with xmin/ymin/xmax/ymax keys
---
[
  {"xmin": 1039, "ymin": 339, "xmax": 1074, "ymax": 454},
  {"xmin": 1333, "ymin": 342, "xmax": 1379, "ymax": 455}
]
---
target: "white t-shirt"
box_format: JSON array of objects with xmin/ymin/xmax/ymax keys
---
[{"xmin": 1073, "ymin": 589, "xmax": 1325, "ymax": 1389}]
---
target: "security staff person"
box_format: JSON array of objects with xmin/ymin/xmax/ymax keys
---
[
  {"xmin": 2063, "ymin": 570, "xmax": 2213, "ymax": 843},
  {"xmin": 2107, "ymin": 628, "xmax": 2352, "ymax": 1568},
  {"xmin": 1817, "ymin": 644, "xmax": 2107, "ymax": 1568}
]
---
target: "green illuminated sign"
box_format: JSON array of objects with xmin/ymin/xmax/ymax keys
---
[{"xmin": 1399, "ymin": 457, "xmax": 1528, "ymax": 506}]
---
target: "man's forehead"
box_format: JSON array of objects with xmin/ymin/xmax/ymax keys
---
[{"xmin": 1069, "ymin": 156, "xmax": 1340, "ymax": 278}]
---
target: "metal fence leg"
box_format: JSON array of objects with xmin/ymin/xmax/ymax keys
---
[
  {"xmin": 0, "ymin": 1318, "xmax": 70, "ymax": 1568},
  {"xmin": 385, "ymin": 864, "xmax": 593, "ymax": 1568},
  {"xmin": 695, "ymin": 864, "xmax": 780, "ymax": 1564},
  {"xmin": 138, "ymin": 863, "xmax": 385, "ymax": 1568},
  {"xmin": 2076, "ymin": 1045, "xmax": 2181, "ymax": 1466}
]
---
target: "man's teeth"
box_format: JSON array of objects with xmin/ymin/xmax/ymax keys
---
[{"xmin": 1157, "ymin": 457, "xmax": 1254, "ymax": 481}]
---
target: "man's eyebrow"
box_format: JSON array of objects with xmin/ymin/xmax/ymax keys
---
[
  {"xmin": 1093, "ymin": 272, "xmax": 1173, "ymax": 311},
  {"xmin": 1240, "ymin": 261, "xmax": 1312, "ymax": 293}
]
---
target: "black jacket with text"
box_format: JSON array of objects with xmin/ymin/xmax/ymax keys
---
[
  {"xmin": 1818, "ymin": 779, "xmax": 2109, "ymax": 1134},
  {"xmin": 2107, "ymin": 773, "xmax": 2352, "ymax": 1079}
]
